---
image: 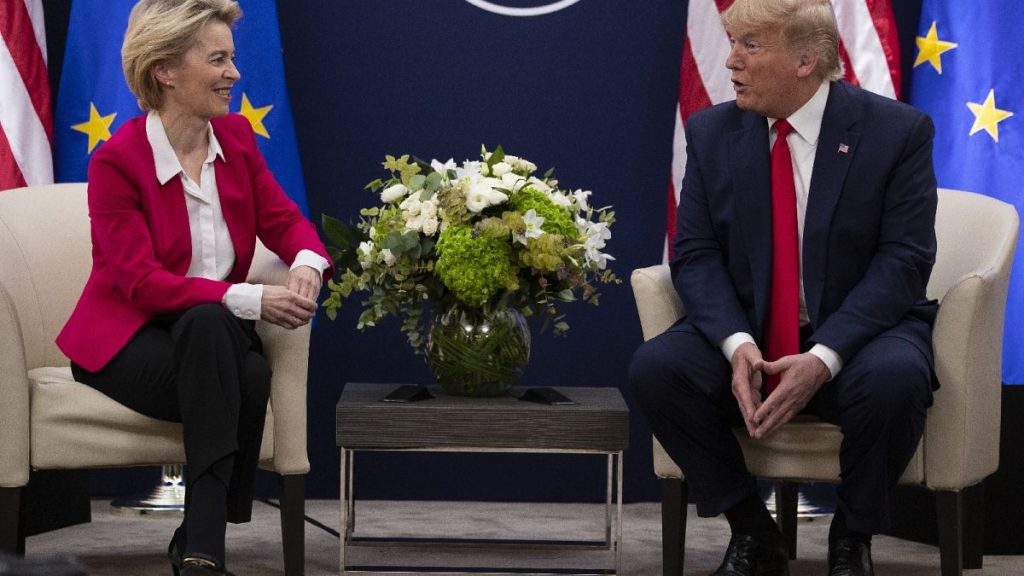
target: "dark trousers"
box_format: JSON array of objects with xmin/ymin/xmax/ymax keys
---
[
  {"xmin": 71, "ymin": 303, "xmax": 271, "ymax": 523},
  {"xmin": 629, "ymin": 318, "xmax": 931, "ymax": 535}
]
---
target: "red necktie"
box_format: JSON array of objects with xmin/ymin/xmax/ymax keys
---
[{"xmin": 764, "ymin": 119, "xmax": 800, "ymax": 397}]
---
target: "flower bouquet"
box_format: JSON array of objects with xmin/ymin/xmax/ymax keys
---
[{"xmin": 321, "ymin": 146, "xmax": 618, "ymax": 395}]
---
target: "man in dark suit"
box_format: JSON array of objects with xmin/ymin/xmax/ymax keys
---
[{"xmin": 629, "ymin": 1, "xmax": 938, "ymax": 575}]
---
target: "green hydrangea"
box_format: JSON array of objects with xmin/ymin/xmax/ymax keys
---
[
  {"xmin": 435, "ymin": 224, "xmax": 513, "ymax": 308},
  {"xmin": 508, "ymin": 187, "xmax": 578, "ymax": 239}
]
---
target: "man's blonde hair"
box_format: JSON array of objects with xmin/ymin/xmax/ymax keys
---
[
  {"xmin": 121, "ymin": 0, "xmax": 242, "ymax": 111},
  {"xmin": 722, "ymin": 0, "xmax": 844, "ymax": 81}
]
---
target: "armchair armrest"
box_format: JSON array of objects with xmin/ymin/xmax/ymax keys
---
[
  {"xmin": 248, "ymin": 241, "xmax": 311, "ymax": 476},
  {"xmin": 630, "ymin": 264, "xmax": 686, "ymax": 342},
  {"xmin": 926, "ymin": 268, "xmax": 1012, "ymax": 490},
  {"xmin": 0, "ymin": 284, "xmax": 31, "ymax": 487}
]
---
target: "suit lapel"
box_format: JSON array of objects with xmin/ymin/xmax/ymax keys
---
[
  {"xmin": 803, "ymin": 81, "xmax": 861, "ymax": 327},
  {"xmin": 730, "ymin": 113, "xmax": 772, "ymax": 338}
]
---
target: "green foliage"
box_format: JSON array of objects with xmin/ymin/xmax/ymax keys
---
[
  {"xmin": 509, "ymin": 187, "xmax": 577, "ymax": 239},
  {"xmin": 435, "ymin": 225, "xmax": 513, "ymax": 308}
]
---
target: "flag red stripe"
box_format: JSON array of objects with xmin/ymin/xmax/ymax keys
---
[
  {"xmin": 0, "ymin": 0, "xmax": 53, "ymax": 142},
  {"xmin": 714, "ymin": 0, "xmax": 735, "ymax": 13},
  {"xmin": 838, "ymin": 41, "xmax": 861, "ymax": 87},
  {"xmin": 0, "ymin": 126, "xmax": 29, "ymax": 190},
  {"xmin": 678, "ymin": 40, "xmax": 713, "ymax": 122},
  {"xmin": 862, "ymin": 0, "xmax": 901, "ymax": 98}
]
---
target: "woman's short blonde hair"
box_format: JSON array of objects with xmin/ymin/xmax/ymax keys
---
[
  {"xmin": 121, "ymin": 0, "xmax": 242, "ymax": 111},
  {"xmin": 722, "ymin": 0, "xmax": 844, "ymax": 81}
]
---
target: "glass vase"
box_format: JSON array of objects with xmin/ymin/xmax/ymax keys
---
[{"xmin": 425, "ymin": 306, "xmax": 531, "ymax": 397}]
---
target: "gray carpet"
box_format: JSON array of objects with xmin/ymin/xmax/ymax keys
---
[{"xmin": 24, "ymin": 499, "xmax": 1024, "ymax": 575}]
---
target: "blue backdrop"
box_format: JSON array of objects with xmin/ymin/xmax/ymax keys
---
[{"xmin": 39, "ymin": 0, "xmax": 932, "ymax": 502}]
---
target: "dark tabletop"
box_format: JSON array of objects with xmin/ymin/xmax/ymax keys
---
[{"xmin": 336, "ymin": 383, "xmax": 629, "ymax": 451}]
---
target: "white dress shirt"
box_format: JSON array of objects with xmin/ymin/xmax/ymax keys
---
[
  {"xmin": 146, "ymin": 111, "xmax": 328, "ymax": 320},
  {"xmin": 720, "ymin": 82, "xmax": 844, "ymax": 379}
]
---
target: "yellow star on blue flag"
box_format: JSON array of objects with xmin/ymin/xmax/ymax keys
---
[
  {"xmin": 70, "ymin": 103, "xmax": 117, "ymax": 153},
  {"xmin": 239, "ymin": 93, "xmax": 273, "ymax": 139},
  {"xmin": 913, "ymin": 21, "xmax": 957, "ymax": 74},
  {"xmin": 966, "ymin": 89, "xmax": 1014, "ymax": 142},
  {"xmin": 912, "ymin": 2, "xmax": 1024, "ymax": 383}
]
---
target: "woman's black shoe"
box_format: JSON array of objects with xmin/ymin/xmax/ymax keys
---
[
  {"xmin": 179, "ymin": 554, "xmax": 234, "ymax": 576},
  {"xmin": 168, "ymin": 526, "xmax": 185, "ymax": 576}
]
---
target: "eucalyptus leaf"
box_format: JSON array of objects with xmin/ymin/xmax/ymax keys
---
[
  {"xmin": 424, "ymin": 171, "xmax": 442, "ymax": 193},
  {"xmin": 486, "ymin": 144, "xmax": 505, "ymax": 168},
  {"xmin": 321, "ymin": 213, "xmax": 355, "ymax": 248}
]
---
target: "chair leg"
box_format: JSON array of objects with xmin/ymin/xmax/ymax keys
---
[
  {"xmin": 0, "ymin": 487, "xmax": 25, "ymax": 555},
  {"xmin": 661, "ymin": 478, "xmax": 687, "ymax": 576},
  {"xmin": 279, "ymin": 474, "xmax": 305, "ymax": 576},
  {"xmin": 775, "ymin": 481, "xmax": 798, "ymax": 560},
  {"xmin": 962, "ymin": 483, "xmax": 984, "ymax": 569},
  {"xmin": 935, "ymin": 490, "xmax": 963, "ymax": 576}
]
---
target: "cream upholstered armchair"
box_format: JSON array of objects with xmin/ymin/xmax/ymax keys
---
[
  {"xmin": 0, "ymin": 183, "xmax": 311, "ymax": 574},
  {"xmin": 631, "ymin": 189, "xmax": 1018, "ymax": 576}
]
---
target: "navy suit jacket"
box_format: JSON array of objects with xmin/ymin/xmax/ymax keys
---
[{"xmin": 670, "ymin": 80, "xmax": 938, "ymax": 374}]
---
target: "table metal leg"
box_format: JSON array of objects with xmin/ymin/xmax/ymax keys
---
[
  {"xmin": 340, "ymin": 448, "xmax": 358, "ymax": 575},
  {"xmin": 604, "ymin": 454, "xmax": 613, "ymax": 549},
  {"xmin": 615, "ymin": 451, "xmax": 623, "ymax": 576},
  {"xmin": 339, "ymin": 448, "xmax": 346, "ymax": 575}
]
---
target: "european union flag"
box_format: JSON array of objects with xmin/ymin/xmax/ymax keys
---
[
  {"xmin": 55, "ymin": 0, "xmax": 310, "ymax": 215},
  {"xmin": 910, "ymin": 1, "xmax": 1024, "ymax": 384}
]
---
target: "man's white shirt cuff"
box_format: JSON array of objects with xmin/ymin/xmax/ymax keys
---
[
  {"xmin": 721, "ymin": 332, "xmax": 756, "ymax": 363},
  {"xmin": 224, "ymin": 283, "xmax": 263, "ymax": 320},
  {"xmin": 809, "ymin": 343, "xmax": 843, "ymax": 380}
]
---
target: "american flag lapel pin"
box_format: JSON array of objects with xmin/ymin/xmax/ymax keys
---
[{"xmin": 838, "ymin": 143, "xmax": 850, "ymax": 154}]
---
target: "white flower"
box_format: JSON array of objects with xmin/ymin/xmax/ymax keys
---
[
  {"xmin": 506, "ymin": 155, "xmax": 537, "ymax": 174},
  {"xmin": 403, "ymin": 196, "xmax": 440, "ymax": 235},
  {"xmin": 501, "ymin": 172, "xmax": 527, "ymax": 193},
  {"xmin": 578, "ymin": 217, "xmax": 614, "ymax": 269},
  {"xmin": 457, "ymin": 160, "xmax": 482, "ymax": 179},
  {"xmin": 491, "ymin": 161, "xmax": 512, "ymax": 177},
  {"xmin": 572, "ymin": 188, "xmax": 592, "ymax": 211},
  {"xmin": 422, "ymin": 216, "xmax": 439, "ymax": 236},
  {"xmin": 357, "ymin": 241, "xmax": 375, "ymax": 270},
  {"xmin": 514, "ymin": 209, "xmax": 546, "ymax": 246},
  {"xmin": 548, "ymin": 191, "xmax": 572, "ymax": 209},
  {"xmin": 379, "ymin": 248, "xmax": 396, "ymax": 267},
  {"xmin": 399, "ymin": 194, "xmax": 423, "ymax": 214},
  {"xmin": 465, "ymin": 178, "xmax": 508, "ymax": 213},
  {"xmin": 381, "ymin": 183, "xmax": 409, "ymax": 203},
  {"xmin": 527, "ymin": 176, "xmax": 551, "ymax": 194},
  {"xmin": 420, "ymin": 197, "xmax": 438, "ymax": 218},
  {"xmin": 431, "ymin": 158, "xmax": 457, "ymax": 179}
]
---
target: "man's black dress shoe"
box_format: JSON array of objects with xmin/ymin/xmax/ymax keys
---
[
  {"xmin": 711, "ymin": 530, "xmax": 790, "ymax": 576},
  {"xmin": 828, "ymin": 536, "xmax": 874, "ymax": 576}
]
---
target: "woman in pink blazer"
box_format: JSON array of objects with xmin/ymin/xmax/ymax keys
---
[{"xmin": 55, "ymin": 1, "xmax": 329, "ymax": 574}]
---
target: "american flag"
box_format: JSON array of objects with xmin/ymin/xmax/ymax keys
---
[
  {"xmin": 0, "ymin": 0, "xmax": 52, "ymax": 191},
  {"xmin": 665, "ymin": 0, "xmax": 902, "ymax": 258}
]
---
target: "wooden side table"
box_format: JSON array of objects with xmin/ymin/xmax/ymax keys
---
[{"xmin": 336, "ymin": 383, "xmax": 630, "ymax": 575}]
